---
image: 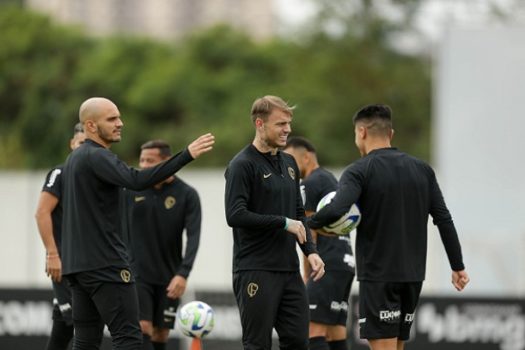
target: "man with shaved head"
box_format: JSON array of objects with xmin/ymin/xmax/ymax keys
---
[{"xmin": 61, "ymin": 97, "xmax": 214, "ymax": 350}]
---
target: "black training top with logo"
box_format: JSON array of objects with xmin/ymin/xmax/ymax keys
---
[
  {"xmin": 41, "ymin": 165, "xmax": 64, "ymax": 253},
  {"xmin": 303, "ymin": 167, "xmax": 354, "ymax": 272},
  {"xmin": 307, "ymin": 147, "xmax": 464, "ymax": 282},
  {"xmin": 61, "ymin": 139, "xmax": 194, "ymax": 275},
  {"xmin": 225, "ymin": 144, "xmax": 317, "ymax": 272},
  {"xmin": 122, "ymin": 177, "xmax": 201, "ymax": 285}
]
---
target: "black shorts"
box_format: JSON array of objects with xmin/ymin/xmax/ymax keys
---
[
  {"xmin": 233, "ymin": 270, "xmax": 309, "ymax": 350},
  {"xmin": 66, "ymin": 270, "xmax": 142, "ymax": 349},
  {"xmin": 51, "ymin": 279, "xmax": 73, "ymax": 325},
  {"xmin": 358, "ymin": 281, "xmax": 422, "ymax": 341},
  {"xmin": 306, "ymin": 270, "xmax": 354, "ymax": 326},
  {"xmin": 137, "ymin": 280, "xmax": 180, "ymax": 329}
]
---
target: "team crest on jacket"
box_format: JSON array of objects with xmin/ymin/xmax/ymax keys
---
[
  {"xmin": 164, "ymin": 196, "xmax": 176, "ymax": 209},
  {"xmin": 120, "ymin": 269, "xmax": 131, "ymax": 283},
  {"xmin": 288, "ymin": 167, "xmax": 296, "ymax": 180}
]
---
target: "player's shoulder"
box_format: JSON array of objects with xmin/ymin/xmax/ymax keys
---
[
  {"xmin": 45, "ymin": 164, "xmax": 64, "ymax": 177},
  {"xmin": 43, "ymin": 164, "xmax": 64, "ymax": 189},
  {"xmin": 226, "ymin": 145, "xmax": 260, "ymax": 175}
]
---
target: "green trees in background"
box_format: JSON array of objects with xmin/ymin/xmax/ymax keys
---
[{"xmin": 0, "ymin": 5, "xmax": 430, "ymax": 169}]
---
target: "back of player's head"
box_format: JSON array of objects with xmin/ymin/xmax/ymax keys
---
[
  {"xmin": 73, "ymin": 122, "xmax": 84, "ymax": 136},
  {"xmin": 285, "ymin": 136, "xmax": 316, "ymax": 154},
  {"xmin": 251, "ymin": 95, "xmax": 295, "ymax": 123},
  {"xmin": 141, "ymin": 139, "xmax": 172, "ymax": 158},
  {"xmin": 353, "ymin": 104, "xmax": 393, "ymax": 137}
]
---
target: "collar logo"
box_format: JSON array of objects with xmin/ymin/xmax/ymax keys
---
[
  {"xmin": 247, "ymin": 282, "xmax": 259, "ymax": 298},
  {"xmin": 120, "ymin": 269, "xmax": 131, "ymax": 283},
  {"xmin": 165, "ymin": 196, "xmax": 176, "ymax": 209},
  {"xmin": 134, "ymin": 196, "xmax": 145, "ymax": 202},
  {"xmin": 288, "ymin": 167, "xmax": 296, "ymax": 180}
]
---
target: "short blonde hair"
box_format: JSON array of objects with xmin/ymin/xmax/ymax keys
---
[{"xmin": 250, "ymin": 95, "xmax": 295, "ymax": 123}]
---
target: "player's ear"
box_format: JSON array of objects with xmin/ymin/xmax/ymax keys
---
[
  {"xmin": 255, "ymin": 117, "xmax": 264, "ymax": 129},
  {"xmin": 390, "ymin": 129, "xmax": 395, "ymax": 140}
]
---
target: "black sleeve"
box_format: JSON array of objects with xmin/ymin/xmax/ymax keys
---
[
  {"xmin": 224, "ymin": 160, "xmax": 286, "ymax": 230},
  {"xmin": 90, "ymin": 147, "xmax": 194, "ymax": 191},
  {"xmin": 428, "ymin": 169, "xmax": 465, "ymax": 271},
  {"xmin": 293, "ymin": 164, "xmax": 317, "ymax": 256},
  {"xmin": 307, "ymin": 163, "xmax": 363, "ymax": 229},
  {"xmin": 42, "ymin": 167, "xmax": 62, "ymax": 198},
  {"xmin": 177, "ymin": 188, "xmax": 202, "ymax": 278}
]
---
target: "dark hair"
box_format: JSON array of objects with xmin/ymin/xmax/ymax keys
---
[
  {"xmin": 140, "ymin": 139, "xmax": 172, "ymax": 158},
  {"xmin": 285, "ymin": 136, "xmax": 316, "ymax": 154},
  {"xmin": 73, "ymin": 122, "xmax": 84, "ymax": 135},
  {"xmin": 352, "ymin": 104, "xmax": 393, "ymax": 136}
]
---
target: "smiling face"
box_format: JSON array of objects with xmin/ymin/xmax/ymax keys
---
[{"xmin": 256, "ymin": 108, "xmax": 292, "ymax": 151}]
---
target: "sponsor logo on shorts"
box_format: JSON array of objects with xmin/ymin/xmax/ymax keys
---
[
  {"xmin": 358, "ymin": 317, "xmax": 367, "ymax": 324},
  {"xmin": 120, "ymin": 269, "xmax": 131, "ymax": 283},
  {"xmin": 287, "ymin": 167, "xmax": 295, "ymax": 180},
  {"xmin": 343, "ymin": 254, "xmax": 355, "ymax": 268},
  {"xmin": 247, "ymin": 283, "xmax": 258, "ymax": 298},
  {"xmin": 330, "ymin": 301, "xmax": 349, "ymax": 312},
  {"xmin": 58, "ymin": 303, "xmax": 72, "ymax": 313},
  {"xmin": 404, "ymin": 312, "xmax": 415, "ymax": 323},
  {"xmin": 379, "ymin": 309, "xmax": 401, "ymax": 323},
  {"xmin": 164, "ymin": 196, "xmax": 176, "ymax": 209},
  {"xmin": 164, "ymin": 307, "xmax": 177, "ymax": 318},
  {"xmin": 309, "ymin": 304, "xmax": 318, "ymax": 310},
  {"xmin": 134, "ymin": 196, "xmax": 146, "ymax": 202}
]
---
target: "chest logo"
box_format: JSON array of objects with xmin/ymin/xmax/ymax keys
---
[
  {"xmin": 120, "ymin": 269, "xmax": 131, "ymax": 283},
  {"xmin": 247, "ymin": 283, "xmax": 259, "ymax": 298},
  {"xmin": 288, "ymin": 167, "xmax": 296, "ymax": 180},
  {"xmin": 263, "ymin": 173, "xmax": 272, "ymax": 179},
  {"xmin": 134, "ymin": 196, "xmax": 145, "ymax": 202},
  {"xmin": 164, "ymin": 196, "xmax": 176, "ymax": 209}
]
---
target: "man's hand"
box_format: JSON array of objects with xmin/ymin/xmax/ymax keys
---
[
  {"xmin": 46, "ymin": 255, "xmax": 62, "ymax": 282},
  {"xmin": 166, "ymin": 275, "xmax": 187, "ymax": 299},
  {"xmin": 188, "ymin": 133, "xmax": 215, "ymax": 159},
  {"xmin": 285, "ymin": 218, "xmax": 306, "ymax": 244},
  {"xmin": 452, "ymin": 270, "xmax": 470, "ymax": 291},
  {"xmin": 307, "ymin": 253, "xmax": 325, "ymax": 281}
]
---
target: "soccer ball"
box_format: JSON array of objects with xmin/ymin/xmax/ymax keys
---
[
  {"xmin": 176, "ymin": 301, "xmax": 215, "ymax": 338},
  {"xmin": 316, "ymin": 191, "xmax": 361, "ymax": 235}
]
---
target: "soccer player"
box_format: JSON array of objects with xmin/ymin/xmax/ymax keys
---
[
  {"xmin": 224, "ymin": 95, "xmax": 325, "ymax": 350},
  {"xmin": 35, "ymin": 123, "xmax": 86, "ymax": 350},
  {"xmin": 61, "ymin": 97, "xmax": 214, "ymax": 349},
  {"xmin": 307, "ymin": 104, "xmax": 470, "ymax": 350},
  {"xmin": 284, "ymin": 136, "xmax": 354, "ymax": 350},
  {"xmin": 122, "ymin": 140, "xmax": 202, "ymax": 350}
]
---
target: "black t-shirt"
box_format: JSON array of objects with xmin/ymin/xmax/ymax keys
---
[
  {"xmin": 122, "ymin": 177, "xmax": 201, "ymax": 285},
  {"xmin": 308, "ymin": 148, "xmax": 464, "ymax": 282},
  {"xmin": 303, "ymin": 167, "xmax": 354, "ymax": 272},
  {"xmin": 224, "ymin": 144, "xmax": 317, "ymax": 272},
  {"xmin": 41, "ymin": 165, "xmax": 64, "ymax": 253},
  {"xmin": 61, "ymin": 139, "xmax": 194, "ymax": 275}
]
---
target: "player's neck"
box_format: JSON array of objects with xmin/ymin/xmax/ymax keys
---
[
  {"xmin": 364, "ymin": 140, "xmax": 391, "ymax": 155},
  {"xmin": 304, "ymin": 164, "xmax": 319, "ymax": 178},
  {"xmin": 252, "ymin": 138, "xmax": 278, "ymax": 155},
  {"xmin": 88, "ymin": 135, "xmax": 111, "ymax": 149}
]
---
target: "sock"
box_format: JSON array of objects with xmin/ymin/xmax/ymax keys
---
[
  {"xmin": 142, "ymin": 333, "xmax": 154, "ymax": 350},
  {"xmin": 309, "ymin": 336, "xmax": 329, "ymax": 350},
  {"xmin": 328, "ymin": 339, "xmax": 348, "ymax": 350},
  {"xmin": 152, "ymin": 341, "xmax": 167, "ymax": 350},
  {"xmin": 45, "ymin": 319, "xmax": 74, "ymax": 350}
]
